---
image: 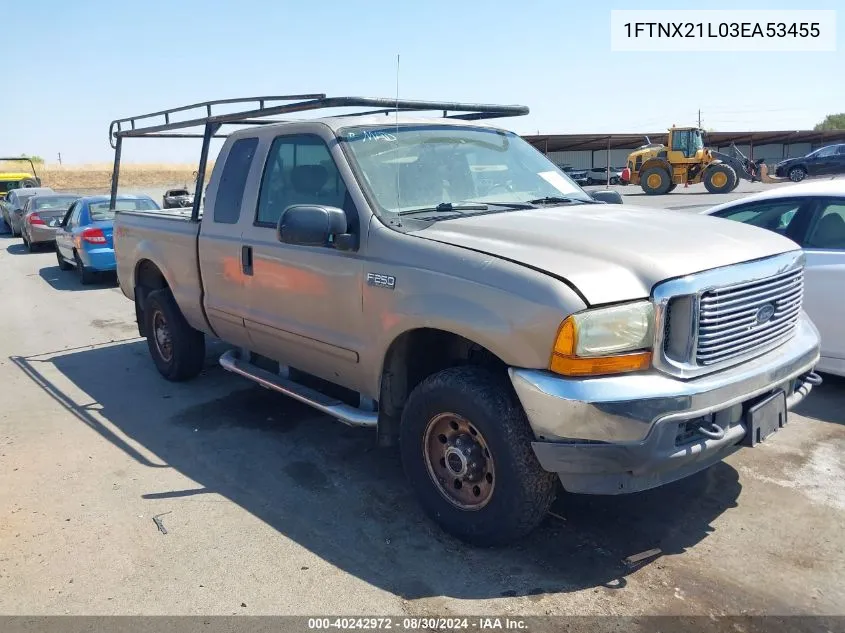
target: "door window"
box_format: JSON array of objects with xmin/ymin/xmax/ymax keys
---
[
  {"xmin": 812, "ymin": 145, "xmax": 837, "ymax": 159},
  {"xmin": 803, "ymin": 201, "xmax": 845, "ymax": 250},
  {"xmin": 713, "ymin": 200, "xmax": 805, "ymax": 236},
  {"xmin": 68, "ymin": 203, "xmax": 83, "ymax": 228},
  {"xmin": 214, "ymin": 137, "xmax": 259, "ymax": 224},
  {"xmin": 255, "ymin": 134, "xmax": 349, "ymax": 228}
]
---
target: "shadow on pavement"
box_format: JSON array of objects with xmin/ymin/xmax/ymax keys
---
[
  {"xmin": 5, "ymin": 242, "xmax": 26, "ymax": 254},
  {"xmin": 38, "ymin": 264, "xmax": 118, "ymax": 291},
  {"xmin": 11, "ymin": 339, "xmax": 747, "ymax": 601},
  {"xmin": 794, "ymin": 372, "xmax": 845, "ymax": 425}
]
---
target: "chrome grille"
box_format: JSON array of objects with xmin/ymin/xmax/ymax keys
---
[{"xmin": 695, "ymin": 268, "xmax": 803, "ymax": 366}]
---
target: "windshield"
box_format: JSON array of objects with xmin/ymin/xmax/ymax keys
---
[
  {"xmin": 338, "ymin": 124, "xmax": 591, "ymax": 216},
  {"xmin": 168, "ymin": 189, "xmax": 190, "ymax": 197},
  {"xmin": 89, "ymin": 198, "xmax": 160, "ymax": 221},
  {"xmin": 33, "ymin": 195, "xmax": 79, "ymax": 210}
]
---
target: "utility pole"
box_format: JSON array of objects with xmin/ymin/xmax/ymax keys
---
[
  {"xmin": 697, "ymin": 109, "xmax": 702, "ymax": 129},
  {"xmin": 57, "ymin": 152, "xmax": 62, "ymax": 165}
]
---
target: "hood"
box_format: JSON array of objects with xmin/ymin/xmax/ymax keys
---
[{"xmin": 413, "ymin": 204, "xmax": 800, "ymax": 305}]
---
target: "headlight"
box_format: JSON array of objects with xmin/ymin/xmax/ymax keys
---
[{"xmin": 549, "ymin": 301, "xmax": 654, "ymax": 377}]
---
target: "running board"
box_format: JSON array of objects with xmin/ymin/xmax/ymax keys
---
[{"xmin": 219, "ymin": 349, "xmax": 378, "ymax": 428}]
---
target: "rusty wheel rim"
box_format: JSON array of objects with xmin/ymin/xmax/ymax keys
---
[
  {"xmin": 152, "ymin": 309, "xmax": 173, "ymax": 363},
  {"xmin": 423, "ymin": 412, "xmax": 495, "ymax": 510}
]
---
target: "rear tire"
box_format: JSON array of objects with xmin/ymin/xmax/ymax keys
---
[
  {"xmin": 400, "ymin": 365, "xmax": 556, "ymax": 546},
  {"xmin": 667, "ymin": 183, "xmax": 678, "ymax": 192},
  {"xmin": 56, "ymin": 247, "xmax": 72, "ymax": 271},
  {"xmin": 143, "ymin": 288, "xmax": 206, "ymax": 382},
  {"xmin": 640, "ymin": 167, "xmax": 672, "ymax": 195},
  {"xmin": 74, "ymin": 251, "xmax": 96, "ymax": 285},
  {"xmin": 703, "ymin": 164, "xmax": 738, "ymax": 194},
  {"xmin": 23, "ymin": 234, "xmax": 33, "ymax": 252}
]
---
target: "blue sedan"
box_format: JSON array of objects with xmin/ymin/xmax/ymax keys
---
[{"xmin": 55, "ymin": 194, "xmax": 160, "ymax": 284}]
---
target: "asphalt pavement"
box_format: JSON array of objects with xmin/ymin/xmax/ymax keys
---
[{"xmin": 0, "ymin": 182, "xmax": 843, "ymax": 618}]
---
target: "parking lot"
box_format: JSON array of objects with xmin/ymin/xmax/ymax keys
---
[{"xmin": 1, "ymin": 182, "xmax": 843, "ymax": 618}]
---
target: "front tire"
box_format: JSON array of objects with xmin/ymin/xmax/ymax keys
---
[
  {"xmin": 703, "ymin": 164, "xmax": 738, "ymax": 193},
  {"xmin": 788, "ymin": 166, "xmax": 807, "ymax": 182},
  {"xmin": 143, "ymin": 288, "xmax": 206, "ymax": 382},
  {"xmin": 400, "ymin": 366, "xmax": 556, "ymax": 546}
]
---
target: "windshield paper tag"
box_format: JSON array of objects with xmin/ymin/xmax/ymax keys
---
[{"xmin": 538, "ymin": 171, "xmax": 579, "ymax": 194}]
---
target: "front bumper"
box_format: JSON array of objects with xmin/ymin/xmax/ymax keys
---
[{"xmin": 509, "ymin": 314, "xmax": 820, "ymax": 495}]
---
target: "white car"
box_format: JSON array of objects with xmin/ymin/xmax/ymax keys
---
[{"xmin": 702, "ymin": 179, "xmax": 845, "ymax": 377}]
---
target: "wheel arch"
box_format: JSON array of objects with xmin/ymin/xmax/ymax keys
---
[
  {"xmin": 376, "ymin": 327, "xmax": 510, "ymax": 447},
  {"xmin": 133, "ymin": 259, "xmax": 172, "ymax": 337}
]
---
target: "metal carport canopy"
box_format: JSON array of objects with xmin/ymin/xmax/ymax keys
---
[{"xmin": 523, "ymin": 130, "xmax": 845, "ymax": 153}]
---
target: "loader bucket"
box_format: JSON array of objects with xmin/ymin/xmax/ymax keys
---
[{"xmin": 758, "ymin": 163, "xmax": 789, "ymax": 184}]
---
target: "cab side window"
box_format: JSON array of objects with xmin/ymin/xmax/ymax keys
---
[
  {"xmin": 803, "ymin": 201, "xmax": 845, "ymax": 250},
  {"xmin": 255, "ymin": 134, "xmax": 350, "ymax": 229}
]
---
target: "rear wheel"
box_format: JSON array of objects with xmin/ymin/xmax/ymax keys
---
[
  {"xmin": 74, "ymin": 251, "xmax": 96, "ymax": 285},
  {"xmin": 400, "ymin": 365, "xmax": 557, "ymax": 546},
  {"xmin": 23, "ymin": 234, "xmax": 33, "ymax": 252},
  {"xmin": 703, "ymin": 164, "xmax": 738, "ymax": 194},
  {"xmin": 143, "ymin": 288, "xmax": 206, "ymax": 382},
  {"xmin": 56, "ymin": 247, "xmax": 72, "ymax": 271},
  {"xmin": 640, "ymin": 167, "xmax": 672, "ymax": 195}
]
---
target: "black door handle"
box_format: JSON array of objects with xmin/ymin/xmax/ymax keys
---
[{"xmin": 241, "ymin": 245, "xmax": 253, "ymax": 276}]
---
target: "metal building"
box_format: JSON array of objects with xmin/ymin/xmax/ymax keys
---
[{"xmin": 523, "ymin": 130, "xmax": 845, "ymax": 172}]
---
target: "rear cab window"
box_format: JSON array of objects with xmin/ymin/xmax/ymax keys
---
[{"xmin": 214, "ymin": 137, "xmax": 259, "ymax": 224}]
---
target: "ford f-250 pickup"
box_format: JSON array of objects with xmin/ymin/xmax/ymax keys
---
[{"xmin": 108, "ymin": 95, "xmax": 821, "ymax": 546}]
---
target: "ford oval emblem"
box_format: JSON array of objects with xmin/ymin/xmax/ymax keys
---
[{"xmin": 756, "ymin": 303, "xmax": 776, "ymax": 324}]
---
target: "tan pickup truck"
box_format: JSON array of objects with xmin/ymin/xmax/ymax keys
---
[{"xmin": 110, "ymin": 96, "xmax": 822, "ymax": 546}]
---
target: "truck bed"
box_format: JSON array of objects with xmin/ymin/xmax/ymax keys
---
[{"xmin": 114, "ymin": 209, "xmax": 211, "ymax": 335}]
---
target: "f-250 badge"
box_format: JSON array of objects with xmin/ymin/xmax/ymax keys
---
[{"xmin": 366, "ymin": 273, "xmax": 396, "ymax": 289}]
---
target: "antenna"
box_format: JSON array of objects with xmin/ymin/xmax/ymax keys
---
[{"xmin": 394, "ymin": 53, "xmax": 401, "ymax": 214}]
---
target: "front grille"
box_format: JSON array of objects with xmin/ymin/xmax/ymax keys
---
[{"xmin": 695, "ymin": 267, "xmax": 804, "ymax": 366}]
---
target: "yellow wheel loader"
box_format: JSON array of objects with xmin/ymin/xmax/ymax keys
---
[{"xmin": 620, "ymin": 127, "xmax": 781, "ymax": 195}]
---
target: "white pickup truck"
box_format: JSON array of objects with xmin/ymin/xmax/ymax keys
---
[{"xmin": 108, "ymin": 95, "xmax": 821, "ymax": 545}]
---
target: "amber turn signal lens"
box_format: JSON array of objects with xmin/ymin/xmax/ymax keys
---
[{"xmin": 549, "ymin": 350, "xmax": 652, "ymax": 377}]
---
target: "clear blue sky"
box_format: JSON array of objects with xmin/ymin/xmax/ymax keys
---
[{"xmin": 4, "ymin": 0, "xmax": 842, "ymax": 164}]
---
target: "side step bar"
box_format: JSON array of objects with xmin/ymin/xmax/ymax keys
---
[{"xmin": 219, "ymin": 349, "xmax": 378, "ymax": 428}]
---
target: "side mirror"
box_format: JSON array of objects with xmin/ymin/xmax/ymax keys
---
[
  {"xmin": 589, "ymin": 189, "xmax": 624, "ymax": 204},
  {"xmin": 277, "ymin": 205, "xmax": 355, "ymax": 250}
]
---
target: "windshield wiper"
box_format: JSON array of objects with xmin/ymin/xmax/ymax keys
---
[
  {"xmin": 527, "ymin": 196, "xmax": 596, "ymax": 205},
  {"xmin": 463, "ymin": 200, "xmax": 536, "ymax": 209},
  {"xmin": 398, "ymin": 202, "xmax": 488, "ymax": 216}
]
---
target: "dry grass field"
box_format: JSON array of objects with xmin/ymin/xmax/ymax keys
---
[{"xmin": 2, "ymin": 160, "xmax": 213, "ymax": 192}]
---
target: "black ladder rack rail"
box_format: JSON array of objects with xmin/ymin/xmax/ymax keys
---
[{"xmin": 107, "ymin": 94, "xmax": 529, "ymax": 221}]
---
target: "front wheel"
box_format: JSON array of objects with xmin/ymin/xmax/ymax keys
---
[
  {"xmin": 703, "ymin": 164, "xmax": 738, "ymax": 194},
  {"xmin": 400, "ymin": 366, "xmax": 556, "ymax": 546},
  {"xmin": 143, "ymin": 288, "xmax": 206, "ymax": 382},
  {"xmin": 788, "ymin": 166, "xmax": 807, "ymax": 182}
]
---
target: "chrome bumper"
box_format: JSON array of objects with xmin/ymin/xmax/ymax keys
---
[{"xmin": 509, "ymin": 313, "xmax": 821, "ymax": 494}]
